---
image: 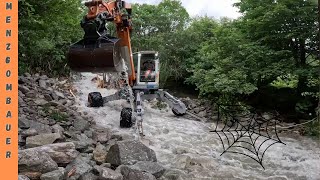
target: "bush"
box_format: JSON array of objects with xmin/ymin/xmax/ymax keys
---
[{"xmin": 18, "ymin": 0, "xmax": 84, "ymax": 76}]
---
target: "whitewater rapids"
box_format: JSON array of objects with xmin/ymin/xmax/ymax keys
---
[{"xmin": 71, "ymin": 72, "xmax": 320, "ymax": 180}]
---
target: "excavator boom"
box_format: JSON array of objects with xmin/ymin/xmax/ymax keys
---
[{"xmin": 67, "ymin": 0, "xmax": 135, "ymax": 85}]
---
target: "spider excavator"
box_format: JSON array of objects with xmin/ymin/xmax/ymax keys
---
[{"xmin": 67, "ymin": 0, "xmax": 186, "ymax": 136}]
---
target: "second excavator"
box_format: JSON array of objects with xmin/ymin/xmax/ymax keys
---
[{"xmin": 67, "ymin": 0, "xmax": 187, "ymax": 136}]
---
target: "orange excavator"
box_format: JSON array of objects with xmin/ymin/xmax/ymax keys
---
[
  {"xmin": 68, "ymin": 0, "xmax": 135, "ymax": 85},
  {"xmin": 67, "ymin": 0, "xmax": 187, "ymax": 136}
]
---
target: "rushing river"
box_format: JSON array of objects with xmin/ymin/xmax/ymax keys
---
[{"xmin": 72, "ymin": 73, "xmax": 320, "ymax": 180}]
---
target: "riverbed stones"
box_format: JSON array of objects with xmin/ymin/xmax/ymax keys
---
[
  {"xmin": 116, "ymin": 165, "xmax": 156, "ymax": 180},
  {"xmin": 93, "ymin": 143, "xmax": 108, "ymax": 164},
  {"xmin": 18, "ymin": 175, "xmax": 30, "ymax": 180},
  {"xmin": 106, "ymin": 140, "xmax": 157, "ymax": 166},
  {"xmin": 100, "ymin": 167, "xmax": 123, "ymax": 180},
  {"xmin": 130, "ymin": 161, "xmax": 166, "ymax": 178},
  {"xmin": 18, "ymin": 73, "xmax": 165, "ymax": 180},
  {"xmin": 21, "ymin": 128, "xmax": 38, "ymax": 137},
  {"xmin": 19, "ymin": 149, "xmax": 58, "ymax": 176},
  {"xmin": 28, "ymin": 142, "xmax": 79, "ymax": 164},
  {"xmin": 92, "ymin": 125, "xmax": 112, "ymax": 143},
  {"xmin": 52, "ymin": 124, "xmax": 64, "ymax": 134},
  {"xmin": 64, "ymin": 155, "xmax": 93, "ymax": 180},
  {"xmin": 158, "ymin": 169, "xmax": 187, "ymax": 180},
  {"xmin": 79, "ymin": 172, "xmax": 98, "ymax": 180},
  {"xmin": 40, "ymin": 168, "xmax": 65, "ymax": 180},
  {"xmin": 73, "ymin": 117, "xmax": 90, "ymax": 132},
  {"xmin": 26, "ymin": 133, "xmax": 63, "ymax": 148}
]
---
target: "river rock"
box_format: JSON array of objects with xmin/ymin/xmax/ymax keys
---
[
  {"xmin": 130, "ymin": 161, "xmax": 166, "ymax": 178},
  {"xmin": 39, "ymin": 80, "xmax": 47, "ymax": 89},
  {"xmin": 19, "ymin": 119, "xmax": 52, "ymax": 134},
  {"xmin": 73, "ymin": 117, "xmax": 90, "ymax": 132},
  {"xmin": 116, "ymin": 165, "xmax": 156, "ymax": 180},
  {"xmin": 193, "ymin": 107, "xmax": 201, "ymax": 114},
  {"xmin": 19, "ymin": 135, "xmax": 26, "ymax": 146},
  {"xmin": 19, "ymin": 149, "xmax": 58, "ymax": 176},
  {"xmin": 18, "ymin": 118, "xmax": 31, "ymax": 129},
  {"xmin": 173, "ymin": 155, "xmax": 191, "ymax": 169},
  {"xmin": 20, "ymin": 172, "xmax": 42, "ymax": 180},
  {"xmin": 106, "ymin": 140, "xmax": 157, "ymax": 166},
  {"xmin": 100, "ymin": 167, "xmax": 123, "ymax": 180},
  {"xmin": 27, "ymin": 142, "xmax": 79, "ymax": 164},
  {"xmin": 158, "ymin": 169, "xmax": 187, "ymax": 180},
  {"xmin": 19, "ymin": 85, "xmax": 30, "ymax": 94},
  {"xmin": 44, "ymin": 94, "xmax": 53, "ymax": 101},
  {"xmin": 54, "ymin": 91, "xmax": 65, "ymax": 100},
  {"xmin": 18, "ymin": 175, "xmax": 30, "ymax": 180},
  {"xmin": 26, "ymin": 133, "xmax": 63, "ymax": 148},
  {"xmin": 64, "ymin": 155, "xmax": 93, "ymax": 180},
  {"xmin": 93, "ymin": 143, "xmax": 107, "ymax": 164},
  {"xmin": 52, "ymin": 124, "xmax": 64, "ymax": 134},
  {"xmin": 79, "ymin": 173, "xmax": 98, "ymax": 180},
  {"xmin": 40, "ymin": 168, "xmax": 64, "ymax": 180},
  {"xmin": 198, "ymin": 110, "xmax": 207, "ymax": 118},
  {"xmin": 92, "ymin": 126, "xmax": 111, "ymax": 143},
  {"xmin": 21, "ymin": 128, "xmax": 38, "ymax": 137}
]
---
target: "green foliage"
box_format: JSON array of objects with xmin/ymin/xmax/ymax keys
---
[
  {"xmin": 50, "ymin": 110, "xmax": 68, "ymax": 122},
  {"xmin": 270, "ymin": 74, "xmax": 298, "ymax": 89},
  {"xmin": 304, "ymin": 120, "xmax": 320, "ymax": 137},
  {"xmin": 18, "ymin": 0, "xmax": 83, "ymax": 76},
  {"xmin": 131, "ymin": 0, "xmax": 190, "ymax": 84}
]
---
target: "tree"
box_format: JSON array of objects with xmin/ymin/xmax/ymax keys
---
[
  {"xmin": 18, "ymin": 0, "xmax": 83, "ymax": 75},
  {"xmin": 130, "ymin": 0, "xmax": 190, "ymax": 83}
]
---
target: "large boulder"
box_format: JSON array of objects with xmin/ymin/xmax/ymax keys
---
[
  {"xmin": 116, "ymin": 165, "xmax": 156, "ymax": 180},
  {"xmin": 19, "ymin": 149, "xmax": 58, "ymax": 178},
  {"xmin": 106, "ymin": 140, "xmax": 157, "ymax": 166},
  {"xmin": 21, "ymin": 128, "xmax": 38, "ymax": 137},
  {"xmin": 40, "ymin": 168, "xmax": 65, "ymax": 180},
  {"xmin": 64, "ymin": 155, "xmax": 93, "ymax": 180},
  {"xmin": 100, "ymin": 167, "xmax": 123, "ymax": 180},
  {"xmin": 130, "ymin": 161, "xmax": 166, "ymax": 178},
  {"xmin": 93, "ymin": 143, "xmax": 107, "ymax": 164},
  {"xmin": 26, "ymin": 133, "xmax": 63, "ymax": 148},
  {"xmin": 73, "ymin": 117, "xmax": 90, "ymax": 132},
  {"xmin": 92, "ymin": 126, "xmax": 112, "ymax": 144},
  {"xmin": 27, "ymin": 142, "xmax": 79, "ymax": 164},
  {"xmin": 79, "ymin": 172, "xmax": 98, "ymax": 180},
  {"xmin": 19, "ymin": 119, "xmax": 52, "ymax": 133},
  {"xmin": 158, "ymin": 169, "xmax": 187, "ymax": 180}
]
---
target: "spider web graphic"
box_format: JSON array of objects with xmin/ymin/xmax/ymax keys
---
[{"xmin": 210, "ymin": 104, "xmax": 286, "ymax": 169}]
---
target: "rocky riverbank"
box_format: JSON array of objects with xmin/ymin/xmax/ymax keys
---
[{"xmin": 18, "ymin": 73, "xmax": 168, "ymax": 180}]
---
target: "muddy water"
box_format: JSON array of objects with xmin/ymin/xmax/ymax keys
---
[{"xmin": 72, "ymin": 73, "xmax": 320, "ymax": 180}]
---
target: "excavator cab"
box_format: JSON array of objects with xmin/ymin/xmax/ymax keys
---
[{"xmin": 132, "ymin": 51, "xmax": 160, "ymax": 91}]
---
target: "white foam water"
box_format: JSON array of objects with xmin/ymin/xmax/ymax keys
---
[{"xmin": 72, "ymin": 72, "xmax": 320, "ymax": 180}]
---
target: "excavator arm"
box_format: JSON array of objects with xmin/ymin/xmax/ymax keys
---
[{"xmin": 68, "ymin": 0, "xmax": 136, "ymax": 85}]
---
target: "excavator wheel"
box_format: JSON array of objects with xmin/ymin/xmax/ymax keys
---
[
  {"xmin": 88, "ymin": 92, "xmax": 103, "ymax": 107},
  {"xmin": 120, "ymin": 107, "xmax": 133, "ymax": 128},
  {"xmin": 172, "ymin": 109, "xmax": 184, "ymax": 116}
]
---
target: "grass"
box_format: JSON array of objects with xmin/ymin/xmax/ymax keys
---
[{"xmin": 50, "ymin": 110, "xmax": 68, "ymax": 122}]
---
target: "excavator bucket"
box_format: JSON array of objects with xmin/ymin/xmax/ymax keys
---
[{"xmin": 67, "ymin": 37, "xmax": 123, "ymax": 73}]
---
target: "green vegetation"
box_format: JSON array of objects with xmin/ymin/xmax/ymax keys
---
[
  {"xmin": 18, "ymin": 0, "xmax": 83, "ymax": 76},
  {"xmin": 19, "ymin": 0, "xmax": 320, "ymax": 134},
  {"xmin": 50, "ymin": 110, "xmax": 68, "ymax": 122}
]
